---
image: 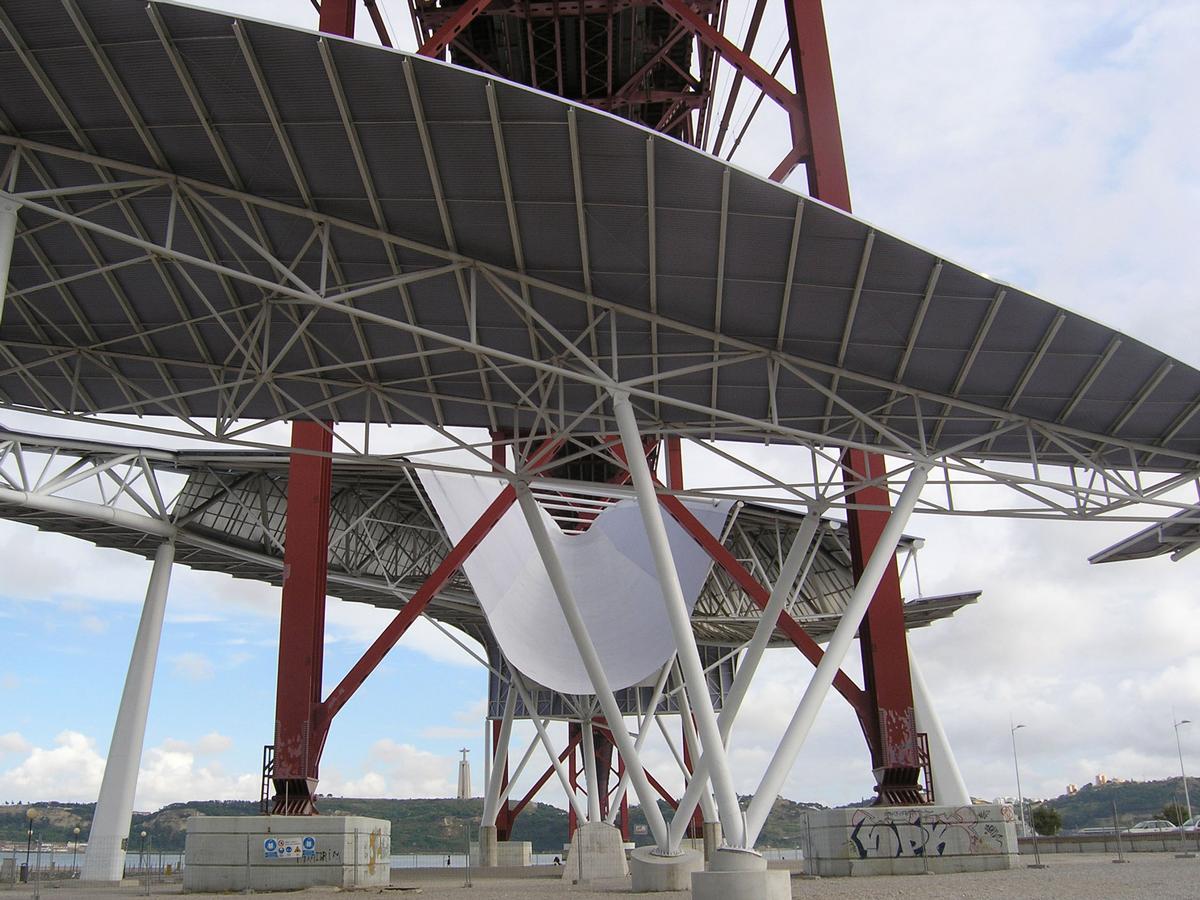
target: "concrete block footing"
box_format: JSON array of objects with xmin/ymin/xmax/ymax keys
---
[
  {"xmin": 629, "ymin": 846, "xmax": 704, "ymax": 891},
  {"xmin": 478, "ymin": 825, "xmax": 498, "ymax": 867},
  {"xmin": 800, "ymin": 804, "xmax": 1018, "ymax": 877},
  {"xmin": 692, "ymin": 848, "xmax": 790, "ymax": 900},
  {"xmin": 702, "ymin": 821, "xmax": 722, "ymax": 861},
  {"xmin": 182, "ymin": 815, "xmax": 390, "ymax": 892},
  {"xmin": 562, "ymin": 822, "xmax": 628, "ymax": 882}
]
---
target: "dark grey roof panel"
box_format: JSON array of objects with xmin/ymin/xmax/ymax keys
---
[{"xmin": 0, "ymin": 0, "xmax": 1197, "ymax": 472}]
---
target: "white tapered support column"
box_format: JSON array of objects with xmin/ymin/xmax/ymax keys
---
[
  {"xmin": 611, "ymin": 390, "xmax": 745, "ymax": 847},
  {"xmin": 743, "ymin": 464, "xmax": 929, "ymax": 845},
  {"xmin": 582, "ymin": 719, "xmax": 601, "ymax": 823},
  {"xmin": 82, "ymin": 540, "xmax": 175, "ymax": 883},
  {"xmin": 605, "ymin": 659, "xmax": 673, "ymax": 825},
  {"xmin": 668, "ymin": 513, "xmax": 822, "ymax": 847},
  {"xmin": 675, "ymin": 672, "xmax": 719, "ymax": 827},
  {"xmin": 515, "ymin": 484, "xmax": 671, "ymax": 849},
  {"xmin": 911, "ymin": 653, "xmax": 971, "ymax": 806},
  {"xmin": 481, "ymin": 686, "xmax": 517, "ymax": 826},
  {"xmin": 0, "ymin": 198, "xmax": 17, "ymax": 325},
  {"xmin": 510, "ymin": 672, "xmax": 589, "ymax": 824}
]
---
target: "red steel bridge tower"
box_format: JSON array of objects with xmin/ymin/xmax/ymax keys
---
[{"xmin": 269, "ymin": 0, "xmax": 927, "ymax": 818}]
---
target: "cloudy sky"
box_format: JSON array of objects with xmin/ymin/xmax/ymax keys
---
[{"xmin": 1, "ymin": 0, "xmax": 1198, "ymax": 822}]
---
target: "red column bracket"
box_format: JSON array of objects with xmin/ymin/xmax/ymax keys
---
[
  {"xmin": 510, "ymin": 730, "xmax": 582, "ymax": 821},
  {"xmin": 317, "ymin": 483, "xmax": 516, "ymax": 731},
  {"xmin": 657, "ymin": 492, "xmax": 871, "ymax": 726},
  {"xmin": 418, "ymin": 0, "xmax": 494, "ymax": 59},
  {"xmin": 656, "ymin": 0, "xmax": 808, "ymax": 132},
  {"xmin": 316, "ymin": 438, "xmax": 561, "ymax": 738}
]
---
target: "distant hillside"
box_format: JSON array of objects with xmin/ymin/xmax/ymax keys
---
[
  {"xmin": 0, "ymin": 795, "xmax": 829, "ymax": 853},
  {"xmin": 1038, "ymin": 777, "xmax": 1193, "ymax": 831},
  {"xmin": 0, "ymin": 798, "xmax": 568, "ymax": 853},
  {"xmin": 4, "ymin": 779, "xmax": 1182, "ymax": 853}
]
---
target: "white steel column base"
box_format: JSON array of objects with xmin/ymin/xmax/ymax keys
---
[
  {"xmin": 81, "ymin": 540, "xmax": 175, "ymax": 883},
  {"xmin": 630, "ymin": 845, "xmax": 704, "ymax": 892}
]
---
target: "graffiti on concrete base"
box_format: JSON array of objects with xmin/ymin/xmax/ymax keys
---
[{"xmin": 847, "ymin": 806, "xmax": 1012, "ymax": 860}]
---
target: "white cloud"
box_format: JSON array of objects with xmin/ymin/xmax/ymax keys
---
[
  {"xmin": 318, "ymin": 741, "xmax": 459, "ymax": 799},
  {"xmin": 80, "ymin": 615, "xmax": 108, "ymax": 635},
  {"xmin": 0, "ymin": 732, "xmax": 106, "ymax": 801},
  {"xmin": 171, "ymin": 652, "xmax": 215, "ymax": 682},
  {"xmin": 0, "ymin": 733, "xmax": 32, "ymax": 756}
]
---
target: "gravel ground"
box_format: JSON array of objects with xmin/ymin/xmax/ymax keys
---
[{"xmin": 2, "ymin": 854, "xmax": 1198, "ymax": 899}]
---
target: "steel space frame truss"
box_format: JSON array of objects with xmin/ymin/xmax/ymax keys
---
[
  {"xmin": 2, "ymin": 140, "xmax": 1199, "ymax": 524},
  {"xmin": 411, "ymin": 0, "xmax": 832, "ymax": 180}
]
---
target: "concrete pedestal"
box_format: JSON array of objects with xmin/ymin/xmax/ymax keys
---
[
  {"xmin": 478, "ymin": 825, "xmax": 499, "ymax": 867},
  {"xmin": 183, "ymin": 815, "xmax": 390, "ymax": 892},
  {"xmin": 562, "ymin": 822, "xmax": 628, "ymax": 882},
  {"xmin": 800, "ymin": 803, "xmax": 1017, "ymax": 876},
  {"xmin": 474, "ymin": 837, "xmax": 533, "ymax": 867},
  {"xmin": 630, "ymin": 846, "xmax": 704, "ymax": 891},
  {"xmin": 702, "ymin": 820, "xmax": 722, "ymax": 861},
  {"xmin": 497, "ymin": 840, "xmax": 532, "ymax": 866},
  {"xmin": 692, "ymin": 847, "xmax": 790, "ymax": 900}
]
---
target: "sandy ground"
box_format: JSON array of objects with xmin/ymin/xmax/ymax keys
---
[{"xmin": 2, "ymin": 854, "xmax": 1199, "ymax": 899}]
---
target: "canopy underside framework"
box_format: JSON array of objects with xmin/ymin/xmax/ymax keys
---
[
  {"xmin": 0, "ymin": 0, "xmax": 1197, "ymax": 533},
  {"xmin": 0, "ymin": 427, "xmax": 976, "ymax": 649}
]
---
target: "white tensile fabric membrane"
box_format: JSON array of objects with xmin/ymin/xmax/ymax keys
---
[{"xmin": 418, "ymin": 471, "xmax": 732, "ymax": 695}]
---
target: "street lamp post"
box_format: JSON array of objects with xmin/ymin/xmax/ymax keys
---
[
  {"xmin": 72, "ymin": 826, "xmax": 81, "ymax": 876},
  {"xmin": 1010, "ymin": 724, "xmax": 1027, "ymax": 836},
  {"xmin": 22, "ymin": 808, "xmax": 36, "ymax": 883},
  {"xmin": 1174, "ymin": 719, "xmax": 1195, "ymax": 856},
  {"xmin": 139, "ymin": 831, "xmax": 148, "ymax": 874},
  {"xmin": 1010, "ymin": 723, "xmax": 1046, "ymax": 868}
]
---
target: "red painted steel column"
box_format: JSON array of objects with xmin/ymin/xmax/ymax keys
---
[
  {"xmin": 567, "ymin": 722, "xmax": 581, "ymax": 837},
  {"xmin": 273, "ymin": 420, "xmax": 333, "ymax": 814},
  {"xmin": 842, "ymin": 450, "xmax": 920, "ymax": 798},
  {"xmin": 319, "ymin": 0, "xmax": 356, "ymax": 37},
  {"xmin": 492, "ymin": 717, "xmax": 513, "ymax": 840},
  {"xmin": 782, "ymin": 0, "xmax": 922, "ymax": 802}
]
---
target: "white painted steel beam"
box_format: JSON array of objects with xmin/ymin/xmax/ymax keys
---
[
  {"xmin": 666, "ymin": 512, "xmax": 822, "ymax": 846},
  {"xmin": 911, "ymin": 653, "xmax": 971, "ymax": 807},
  {"xmin": 514, "ymin": 482, "xmax": 671, "ymax": 849},
  {"xmin": 0, "ymin": 198, "xmax": 18, "ymax": 325},
  {"xmin": 509, "ymin": 671, "xmax": 589, "ymax": 824},
  {"xmin": 81, "ymin": 540, "xmax": 175, "ymax": 883},
  {"xmin": 582, "ymin": 719, "xmax": 601, "ymax": 823},
  {"xmin": 611, "ymin": 389, "xmax": 745, "ymax": 847},
  {"xmin": 742, "ymin": 462, "xmax": 930, "ymax": 845},
  {"xmin": 481, "ymin": 686, "xmax": 517, "ymax": 826}
]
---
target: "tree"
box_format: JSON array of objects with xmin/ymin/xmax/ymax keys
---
[
  {"xmin": 1161, "ymin": 802, "xmax": 1188, "ymax": 826},
  {"xmin": 1030, "ymin": 805, "xmax": 1063, "ymax": 836}
]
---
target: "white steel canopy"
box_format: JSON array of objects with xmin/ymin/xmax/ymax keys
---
[{"xmin": 1, "ymin": 0, "xmax": 1199, "ymax": 473}]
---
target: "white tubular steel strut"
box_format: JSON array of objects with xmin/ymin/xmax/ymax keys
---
[
  {"xmin": 742, "ymin": 462, "xmax": 930, "ymax": 845},
  {"xmin": 611, "ymin": 389, "xmax": 746, "ymax": 848}
]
